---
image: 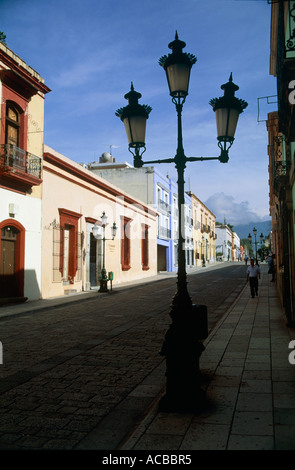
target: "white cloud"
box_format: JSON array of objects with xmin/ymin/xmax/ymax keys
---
[{"xmin": 204, "ymin": 192, "xmax": 265, "ymax": 226}]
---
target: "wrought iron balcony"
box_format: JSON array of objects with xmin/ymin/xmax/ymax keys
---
[
  {"xmin": 0, "ymin": 144, "xmax": 42, "ymax": 187},
  {"xmin": 273, "ymin": 160, "xmax": 291, "ymax": 195},
  {"xmin": 158, "ymin": 226, "xmax": 171, "ymax": 239},
  {"xmin": 274, "ymin": 160, "xmax": 290, "ymax": 178},
  {"xmin": 158, "ymin": 199, "xmax": 171, "ymax": 214}
]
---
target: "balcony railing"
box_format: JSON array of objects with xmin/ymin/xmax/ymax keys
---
[
  {"xmin": 1, "ymin": 144, "xmax": 42, "ymax": 180},
  {"xmin": 158, "ymin": 226, "xmax": 171, "ymax": 239},
  {"xmin": 158, "ymin": 199, "xmax": 171, "ymax": 214},
  {"xmin": 185, "ymin": 216, "xmax": 193, "ymax": 226}
]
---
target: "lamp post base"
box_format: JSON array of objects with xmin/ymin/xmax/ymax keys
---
[
  {"xmin": 159, "ymin": 387, "xmax": 206, "ymax": 413},
  {"xmin": 99, "ymin": 268, "xmax": 109, "ymax": 293},
  {"xmin": 99, "ymin": 280, "xmax": 108, "ymax": 292},
  {"xmin": 159, "ymin": 303, "xmax": 208, "ymax": 413}
]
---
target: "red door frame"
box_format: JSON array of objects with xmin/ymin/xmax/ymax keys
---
[{"xmin": 0, "ymin": 219, "xmax": 25, "ymax": 297}]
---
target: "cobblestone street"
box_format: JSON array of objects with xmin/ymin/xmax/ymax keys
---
[{"xmin": 0, "ymin": 263, "xmax": 246, "ymax": 449}]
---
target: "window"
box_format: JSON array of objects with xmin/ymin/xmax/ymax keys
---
[
  {"xmin": 157, "ymin": 186, "xmax": 161, "ymax": 205},
  {"xmin": 63, "ymin": 226, "xmax": 71, "ymax": 281},
  {"xmin": 6, "ymin": 105, "xmax": 20, "ymax": 147},
  {"xmin": 58, "ymin": 209, "xmax": 82, "ymax": 284},
  {"xmin": 141, "ymin": 224, "xmax": 149, "ymax": 270},
  {"xmin": 121, "ymin": 216, "xmax": 131, "ymax": 271}
]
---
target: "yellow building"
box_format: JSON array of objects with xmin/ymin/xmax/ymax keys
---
[{"xmin": 187, "ymin": 192, "xmax": 216, "ymax": 266}]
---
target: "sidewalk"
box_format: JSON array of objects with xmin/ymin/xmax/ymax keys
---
[{"xmin": 118, "ymin": 264, "xmax": 295, "ymax": 451}]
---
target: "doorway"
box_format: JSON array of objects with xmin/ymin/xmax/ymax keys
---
[
  {"xmin": 0, "ymin": 221, "xmax": 25, "ymax": 299},
  {"xmin": 157, "ymin": 244, "xmax": 167, "ymax": 271},
  {"xmin": 89, "ymin": 232, "xmax": 102, "ymax": 287}
]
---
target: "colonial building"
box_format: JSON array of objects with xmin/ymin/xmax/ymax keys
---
[
  {"xmin": 232, "ymin": 231, "xmax": 241, "ymax": 262},
  {"xmin": 0, "ymin": 42, "xmax": 50, "ymax": 303},
  {"xmin": 0, "ymin": 41, "xmax": 159, "ymax": 303},
  {"xmin": 267, "ymin": 0, "xmax": 295, "ymax": 325},
  {"xmin": 42, "ymin": 146, "xmax": 158, "ymax": 298},
  {"xmin": 215, "ymin": 224, "xmax": 233, "ymax": 261},
  {"xmin": 188, "ymin": 192, "xmax": 216, "ymax": 266},
  {"xmin": 88, "ymin": 155, "xmax": 194, "ymax": 272}
]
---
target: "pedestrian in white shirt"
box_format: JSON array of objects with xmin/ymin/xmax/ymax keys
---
[{"xmin": 246, "ymin": 258, "xmax": 261, "ymax": 298}]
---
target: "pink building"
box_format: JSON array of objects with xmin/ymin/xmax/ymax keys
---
[{"xmin": 42, "ymin": 146, "xmax": 158, "ymax": 298}]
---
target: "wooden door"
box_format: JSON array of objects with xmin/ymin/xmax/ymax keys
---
[{"xmin": 0, "ymin": 226, "xmax": 18, "ymax": 297}]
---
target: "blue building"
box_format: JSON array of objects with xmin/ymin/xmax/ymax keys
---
[{"xmin": 88, "ymin": 153, "xmax": 194, "ymax": 272}]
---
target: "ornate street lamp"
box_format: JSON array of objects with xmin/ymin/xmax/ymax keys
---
[
  {"xmin": 209, "ymin": 73, "xmax": 248, "ymax": 163},
  {"xmin": 115, "ymin": 83, "xmax": 152, "ymax": 168},
  {"xmin": 116, "ymin": 32, "xmax": 247, "ymax": 412},
  {"xmin": 92, "ymin": 212, "xmax": 117, "ymax": 293},
  {"xmin": 253, "ymin": 227, "xmax": 258, "ymax": 264}
]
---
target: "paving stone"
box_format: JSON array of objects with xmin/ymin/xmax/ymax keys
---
[
  {"xmin": 236, "ymin": 392, "xmax": 273, "ymax": 411},
  {"xmin": 227, "ymin": 435, "xmax": 274, "ymax": 450},
  {"xmin": 180, "ymin": 423, "xmax": 229, "ymax": 450},
  {"xmin": 275, "ymin": 425, "xmax": 295, "ymax": 450},
  {"xmin": 133, "ymin": 433, "xmax": 183, "ymax": 450},
  {"xmin": 274, "ymin": 408, "xmax": 295, "ymax": 425},
  {"xmin": 145, "ymin": 412, "xmax": 192, "ymax": 435},
  {"xmin": 240, "ymin": 379, "xmax": 272, "ymax": 393},
  {"xmin": 231, "ymin": 411, "xmax": 273, "ymax": 436}
]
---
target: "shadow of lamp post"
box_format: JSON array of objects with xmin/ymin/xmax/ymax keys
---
[
  {"xmin": 116, "ymin": 32, "xmax": 247, "ymax": 412},
  {"xmin": 92, "ymin": 212, "xmax": 117, "ymax": 293}
]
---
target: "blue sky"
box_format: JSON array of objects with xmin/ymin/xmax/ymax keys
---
[{"xmin": 1, "ymin": 0, "xmax": 277, "ymax": 225}]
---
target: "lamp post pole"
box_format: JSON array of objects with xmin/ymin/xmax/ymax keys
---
[
  {"xmin": 253, "ymin": 227, "xmax": 258, "ymax": 265},
  {"xmin": 92, "ymin": 212, "xmax": 117, "ymax": 293},
  {"xmin": 173, "ymin": 96, "xmax": 190, "ymax": 310},
  {"xmin": 100, "ymin": 216, "xmax": 108, "ymax": 293},
  {"xmin": 116, "ymin": 32, "xmax": 247, "ymax": 412}
]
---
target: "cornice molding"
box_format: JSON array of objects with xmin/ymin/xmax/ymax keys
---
[
  {"xmin": 43, "ymin": 151, "xmax": 158, "ymax": 218},
  {"xmin": 0, "ymin": 49, "xmax": 51, "ymax": 95}
]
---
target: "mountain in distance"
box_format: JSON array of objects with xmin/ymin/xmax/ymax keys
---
[{"xmin": 231, "ymin": 220, "xmax": 272, "ymax": 240}]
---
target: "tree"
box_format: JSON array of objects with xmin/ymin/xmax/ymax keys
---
[
  {"xmin": 0, "ymin": 32, "xmax": 6, "ymax": 44},
  {"xmin": 241, "ymin": 238, "xmax": 253, "ymax": 257}
]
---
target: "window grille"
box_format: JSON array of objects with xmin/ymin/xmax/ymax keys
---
[{"xmin": 52, "ymin": 225, "xmax": 82, "ymax": 283}]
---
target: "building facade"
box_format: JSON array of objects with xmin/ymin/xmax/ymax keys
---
[
  {"xmin": 267, "ymin": 1, "xmax": 295, "ymax": 325},
  {"xmin": 215, "ymin": 224, "xmax": 233, "ymax": 261},
  {"xmin": 0, "ymin": 42, "xmax": 50, "ymax": 302},
  {"xmin": 187, "ymin": 192, "xmax": 216, "ymax": 266},
  {"xmin": 89, "ymin": 156, "xmax": 195, "ymax": 272},
  {"xmin": 42, "ymin": 147, "xmax": 158, "ymax": 298},
  {"xmin": 232, "ymin": 231, "xmax": 241, "ymax": 261}
]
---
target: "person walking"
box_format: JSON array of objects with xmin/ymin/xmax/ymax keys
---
[{"xmin": 246, "ymin": 257, "xmax": 261, "ymax": 298}]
